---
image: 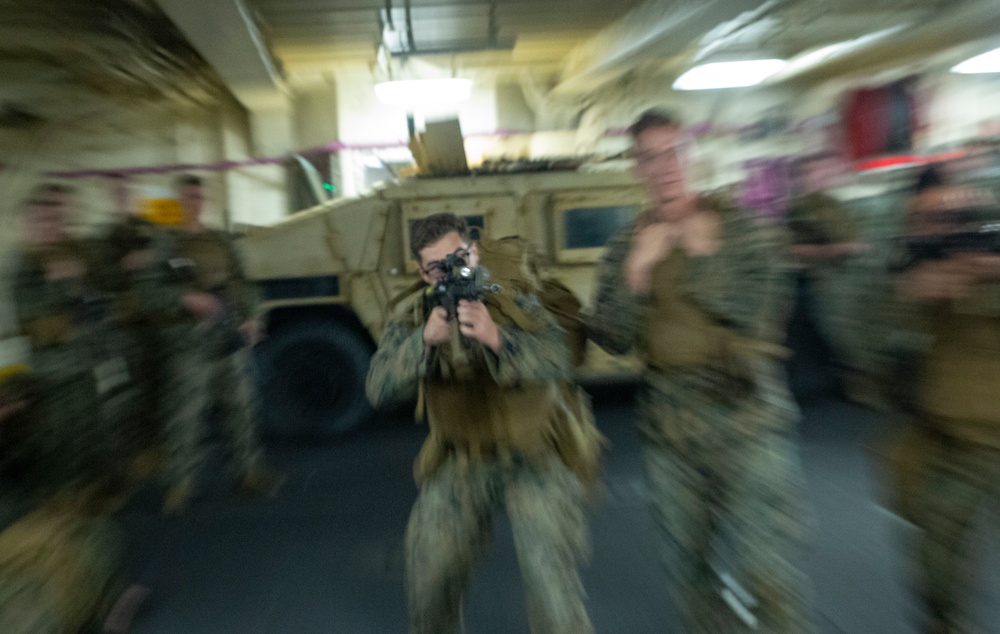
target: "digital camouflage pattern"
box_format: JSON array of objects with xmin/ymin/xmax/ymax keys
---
[
  {"xmin": 366, "ymin": 288, "xmax": 592, "ymax": 634},
  {"xmin": 589, "ymin": 204, "xmax": 815, "ymax": 633},
  {"xmin": 405, "ymin": 455, "xmax": 591, "ymax": 634},
  {"xmin": 11, "ymin": 240, "xmax": 134, "ymax": 493},
  {"xmin": 0, "ymin": 368, "xmax": 123, "ymax": 633},
  {"xmin": 885, "ymin": 271, "xmax": 1000, "ymax": 633},
  {"xmin": 787, "ymin": 193, "xmax": 868, "ymax": 379},
  {"xmin": 138, "ymin": 228, "xmax": 266, "ymax": 489},
  {"xmin": 100, "ymin": 215, "xmax": 169, "ymax": 456},
  {"xmin": 158, "ymin": 336, "xmax": 264, "ymax": 485},
  {"xmin": 367, "ymin": 291, "xmax": 571, "ymax": 412},
  {"xmin": 908, "ymin": 430, "xmax": 1000, "ymax": 633}
]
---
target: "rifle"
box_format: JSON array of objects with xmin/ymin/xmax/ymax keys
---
[
  {"xmin": 895, "ymin": 210, "xmax": 1000, "ymax": 271},
  {"xmin": 423, "ymin": 251, "xmax": 500, "ymax": 321}
]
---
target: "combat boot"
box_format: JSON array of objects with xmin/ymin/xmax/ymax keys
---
[
  {"xmin": 234, "ymin": 465, "xmax": 285, "ymax": 499},
  {"xmin": 162, "ymin": 476, "xmax": 196, "ymax": 515}
]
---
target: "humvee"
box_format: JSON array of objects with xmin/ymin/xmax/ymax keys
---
[{"xmin": 240, "ymin": 168, "xmax": 647, "ymax": 439}]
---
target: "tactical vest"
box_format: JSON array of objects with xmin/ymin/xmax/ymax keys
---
[
  {"xmin": 173, "ymin": 231, "xmax": 232, "ymax": 291},
  {"xmin": 476, "ymin": 236, "xmax": 589, "ymax": 366},
  {"xmin": 19, "ymin": 241, "xmax": 95, "ymax": 349},
  {"xmin": 921, "ymin": 293, "xmax": 1000, "ymax": 446},
  {"xmin": 640, "ymin": 245, "xmax": 788, "ymax": 388},
  {"xmin": 414, "ymin": 296, "xmax": 559, "ymax": 481},
  {"xmin": 397, "ymin": 236, "xmax": 602, "ymax": 485}
]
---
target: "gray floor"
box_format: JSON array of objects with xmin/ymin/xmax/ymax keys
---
[{"xmin": 117, "ymin": 379, "xmax": 1000, "ymax": 634}]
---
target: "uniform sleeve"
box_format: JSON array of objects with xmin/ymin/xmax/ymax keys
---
[
  {"xmin": 683, "ymin": 214, "xmax": 795, "ymax": 340},
  {"xmin": 482, "ymin": 294, "xmax": 571, "ymax": 386},
  {"xmin": 224, "ymin": 236, "xmax": 263, "ymax": 322},
  {"xmin": 586, "ymin": 226, "xmax": 645, "ymax": 355},
  {"xmin": 365, "ymin": 317, "xmax": 427, "ymax": 409}
]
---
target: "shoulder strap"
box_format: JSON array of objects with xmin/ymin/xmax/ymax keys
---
[
  {"xmin": 485, "ymin": 292, "xmax": 541, "ymax": 333},
  {"xmin": 387, "ymin": 279, "xmax": 428, "ymax": 316}
]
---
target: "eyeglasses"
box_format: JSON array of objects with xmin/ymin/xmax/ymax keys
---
[
  {"xmin": 421, "ymin": 247, "xmax": 471, "ymax": 277},
  {"xmin": 632, "ymin": 146, "xmax": 683, "ymax": 167}
]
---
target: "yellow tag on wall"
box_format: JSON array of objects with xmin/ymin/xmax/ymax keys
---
[{"xmin": 141, "ymin": 198, "xmax": 185, "ymax": 225}]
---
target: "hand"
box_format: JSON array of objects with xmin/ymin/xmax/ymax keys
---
[
  {"xmin": 680, "ymin": 211, "xmax": 721, "ymax": 257},
  {"xmin": 0, "ymin": 400, "xmax": 25, "ymax": 424},
  {"xmin": 423, "ymin": 306, "xmax": 450, "ymax": 348},
  {"xmin": 44, "ymin": 258, "xmax": 85, "ymax": 282},
  {"xmin": 181, "ymin": 292, "xmax": 224, "ymax": 322},
  {"xmin": 900, "ymin": 259, "xmax": 975, "ymax": 301},
  {"xmin": 625, "ymin": 222, "xmax": 680, "ymax": 294},
  {"xmin": 121, "ymin": 248, "xmax": 154, "ymax": 272},
  {"xmin": 238, "ymin": 320, "xmax": 265, "ymax": 347},
  {"xmin": 836, "ymin": 242, "xmax": 870, "ymax": 257},
  {"xmin": 456, "ymin": 300, "xmax": 501, "ymax": 354},
  {"xmin": 959, "ymin": 253, "xmax": 1000, "ymax": 281}
]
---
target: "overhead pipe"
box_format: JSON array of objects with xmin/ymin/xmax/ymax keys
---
[
  {"xmin": 772, "ymin": 0, "xmax": 1000, "ymax": 85},
  {"xmin": 550, "ymin": 0, "xmax": 770, "ymax": 98}
]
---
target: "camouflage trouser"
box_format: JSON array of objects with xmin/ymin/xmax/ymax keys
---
[
  {"xmin": 161, "ymin": 329, "xmax": 263, "ymax": 484},
  {"xmin": 34, "ymin": 370, "xmax": 126, "ymax": 494},
  {"xmin": 902, "ymin": 428, "xmax": 1000, "ymax": 631},
  {"xmin": 121, "ymin": 323, "xmax": 166, "ymax": 456},
  {"xmin": 405, "ymin": 453, "xmax": 592, "ymax": 634},
  {"xmin": 642, "ymin": 418, "xmax": 814, "ymax": 633}
]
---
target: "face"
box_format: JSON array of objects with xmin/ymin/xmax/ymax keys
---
[
  {"xmin": 26, "ymin": 191, "xmax": 72, "ymax": 243},
  {"xmin": 910, "ymin": 184, "xmax": 993, "ymax": 236},
  {"xmin": 417, "ymin": 231, "xmax": 479, "ymax": 286},
  {"xmin": 179, "ymin": 184, "xmax": 205, "ymax": 221},
  {"xmin": 798, "ymin": 159, "xmax": 827, "ymax": 194},
  {"xmin": 110, "ymin": 178, "xmax": 131, "ymax": 215},
  {"xmin": 632, "ymin": 125, "xmax": 690, "ymax": 222}
]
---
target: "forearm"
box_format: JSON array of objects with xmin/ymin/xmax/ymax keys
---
[
  {"xmin": 685, "ymin": 226, "xmax": 792, "ymax": 337},
  {"xmin": 484, "ymin": 318, "xmax": 571, "ymax": 386},
  {"xmin": 588, "ymin": 235, "xmax": 642, "ymax": 354},
  {"xmin": 365, "ymin": 323, "xmax": 426, "ymax": 409}
]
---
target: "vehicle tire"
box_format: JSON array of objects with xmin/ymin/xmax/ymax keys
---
[{"xmin": 254, "ymin": 320, "xmax": 373, "ymax": 440}]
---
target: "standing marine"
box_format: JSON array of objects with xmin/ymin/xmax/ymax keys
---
[
  {"xmin": 366, "ymin": 213, "xmax": 596, "ymax": 634},
  {"xmin": 589, "ymin": 110, "xmax": 815, "ymax": 633},
  {"xmin": 888, "ymin": 168, "xmax": 1000, "ymax": 634},
  {"xmin": 145, "ymin": 174, "xmax": 281, "ymax": 514}
]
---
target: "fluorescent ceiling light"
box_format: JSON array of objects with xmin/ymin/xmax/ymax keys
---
[
  {"xmin": 673, "ymin": 59, "xmax": 786, "ymax": 91},
  {"xmin": 952, "ymin": 47, "xmax": 1000, "ymax": 74},
  {"xmin": 374, "ymin": 78, "xmax": 472, "ymax": 107}
]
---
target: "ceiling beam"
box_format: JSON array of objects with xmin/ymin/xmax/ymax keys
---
[{"xmin": 156, "ymin": 0, "xmax": 287, "ymax": 110}]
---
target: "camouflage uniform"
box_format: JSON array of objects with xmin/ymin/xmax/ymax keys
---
[
  {"xmin": 0, "ymin": 353, "xmax": 124, "ymax": 631},
  {"xmin": 11, "ymin": 240, "xmax": 134, "ymax": 492},
  {"xmin": 589, "ymin": 206, "xmax": 814, "ymax": 633},
  {"xmin": 139, "ymin": 228, "xmax": 265, "ymax": 489},
  {"xmin": 786, "ymin": 192, "xmax": 870, "ymax": 391},
  {"xmin": 366, "ymin": 291, "xmax": 593, "ymax": 634},
  {"xmin": 99, "ymin": 215, "xmax": 168, "ymax": 458},
  {"xmin": 890, "ymin": 282, "xmax": 1000, "ymax": 633}
]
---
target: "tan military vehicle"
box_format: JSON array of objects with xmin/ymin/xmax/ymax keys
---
[{"xmin": 240, "ymin": 168, "xmax": 646, "ymax": 438}]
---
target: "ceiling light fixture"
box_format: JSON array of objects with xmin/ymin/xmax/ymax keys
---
[
  {"xmin": 673, "ymin": 59, "xmax": 786, "ymax": 91},
  {"xmin": 374, "ymin": 78, "xmax": 473, "ymax": 107},
  {"xmin": 951, "ymin": 47, "xmax": 1000, "ymax": 74}
]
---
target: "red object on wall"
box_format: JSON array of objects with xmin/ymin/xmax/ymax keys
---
[{"xmin": 843, "ymin": 81, "xmax": 918, "ymax": 161}]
